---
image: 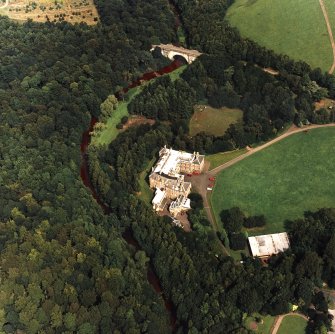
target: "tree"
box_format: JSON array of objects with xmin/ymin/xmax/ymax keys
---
[{"xmin": 220, "ymin": 207, "xmax": 245, "ymax": 234}]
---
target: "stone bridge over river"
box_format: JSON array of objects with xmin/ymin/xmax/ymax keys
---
[{"xmin": 151, "ymin": 44, "xmax": 202, "ymax": 64}]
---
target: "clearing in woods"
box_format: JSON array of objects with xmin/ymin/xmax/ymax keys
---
[
  {"xmin": 189, "ymin": 105, "xmax": 243, "ymax": 137},
  {"xmin": 226, "ymin": 0, "xmax": 333, "ymax": 71},
  {"xmin": 0, "ymin": 0, "xmax": 99, "ymax": 25},
  {"xmin": 211, "ymin": 127, "xmax": 335, "ymax": 234},
  {"xmin": 244, "ymin": 314, "xmax": 275, "ymax": 334},
  {"xmin": 276, "ymin": 315, "xmax": 308, "ymax": 334}
]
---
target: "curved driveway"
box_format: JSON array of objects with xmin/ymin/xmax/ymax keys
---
[{"xmin": 191, "ymin": 123, "xmax": 335, "ymax": 232}]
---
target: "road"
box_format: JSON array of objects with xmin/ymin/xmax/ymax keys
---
[
  {"xmin": 191, "ymin": 123, "xmax": 335, "ymax": 234},
  {"xmin": 319, "ymin": 0, "xmax": 335, "ymax": 74}
]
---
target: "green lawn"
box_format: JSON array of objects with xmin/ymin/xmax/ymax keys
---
[
  {"xmin": 91, "ymin": 65, "xmax": 187, "ymax": 146},
  {"xmin": 277, "ymin": 315, "xmax": 307, "ymax": 334},
  {"xmin": 207, "ymin": 148, "xmax": 248, "ymax": 170},
  {"xmin": 91, "ymin": 87, "xmax": 141, "ymax": 146},
  {"xmin": 244, "ymin": 314, "xmax": 276, "ymax": 334},
  {"xmin": 189, "ymin": 106, "xmax": 243, "ymax": 137},
  {"xmin": 226, "ymin": 0, "xmax": 333, "ymax": 71},
  {"xmin": 138, "ymin": 158, "xmax": 155, "ymax": 205},
  {"xmin": 211, "ymin": 128, "xmax": 335, "ymax": 234}
]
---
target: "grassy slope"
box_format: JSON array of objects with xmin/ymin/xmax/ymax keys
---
[
  {"xmin": 211, "ymin": 128, "xmax": 335, "ymax": 234},
  {"xmin": 91, "ymin": 65, "xmax": 187, "ymax": 146},
  {"xmin": 189, "ymin": 106, "xmax": 243, "ymax": 137},
  {"xmin": 207, "ymin": 148, "xmax": 248, "ymax": 170},
  {"xmin": 226, "ymin": 0, "xmax": 333, "ymax": 71},
  {"xmin": 91, "ymin": 87, "xmax": 141, "ymax": 146},
  {"xmin": 138, "ymin": 158, "xmax": 156, "ymax": 204},
  {"xmin": 277, "ymin": 316, "xmax": 307, "ymax": 334}
]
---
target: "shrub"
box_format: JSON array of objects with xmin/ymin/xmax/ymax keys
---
[
  {"xmin": 116, "ymin": 123, "xmax": 123, "ymax": 129},
  {"xmin": 121, "ymin": 116, "xmax": 129, "ymax": 124}
]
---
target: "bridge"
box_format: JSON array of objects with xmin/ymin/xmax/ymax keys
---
[{"xmin": 151, "ymin": 44, "xmax": 202, "ymax": 64}]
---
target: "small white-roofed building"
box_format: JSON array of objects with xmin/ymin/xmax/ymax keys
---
[
  {"xmin": 152, "ymin": 189, "xmax": 166, "ymax": 212},
  {"xmin": 248, "ymin": 232, "xmax": 290, "ymax": 258}
]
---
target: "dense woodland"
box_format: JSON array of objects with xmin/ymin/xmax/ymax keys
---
[{"xmin": 0, "ymin": 0, "xmax": 334, "ymax": 333}]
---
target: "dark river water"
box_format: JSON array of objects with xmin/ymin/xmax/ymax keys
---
[{"xmin": 80, "ymin": 59, "xmax": 184, "ymax": 331}]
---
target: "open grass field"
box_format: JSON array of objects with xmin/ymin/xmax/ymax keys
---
[
  {"xmin": 245, "ymin": 314, "xmax": 275, "ymax": 334},
  {"xmin": 277, "ymin": 315, "xmax": 307, "ymax": 334},
  {"xmin": 207, "ymin": 148, "xmax": 248, "ymax": 170},
  {"xmin": 91, "ymin": 65, "xmax": 187, "ymax": 147},
  {"xmin": 211, "ymin": 127, "xmax": 335, "ymax": 234},
  {"xmin": 0, "ymin": 0, "xmax": 99, "ymax": 25},
  {"xmin": 226, "ymin": 0, "xmax": 333, "ymax": 71},
  {"xmin": 189, "ymin": 105, "xmax": 243, "ymax": 137}
]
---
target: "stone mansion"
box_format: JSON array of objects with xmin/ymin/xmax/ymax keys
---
[{"xmin": 149, "ymin": 146, "xmax": 205, "ymax": 217}]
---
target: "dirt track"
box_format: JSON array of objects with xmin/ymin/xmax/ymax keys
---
[
  {"xmin": 319, "ymin": 0, "xmax": 335, "ymax": 73},
  {"xmin": 191, "ymin": 123, "xmax": 335, "ymax": 235}
]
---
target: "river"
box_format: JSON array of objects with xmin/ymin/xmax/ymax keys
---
[{"xmin": 80, "ymin": 59, "xmax": 184, "ymax": 331}]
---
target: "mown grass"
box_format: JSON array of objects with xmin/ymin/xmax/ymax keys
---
[
  {"xmin": 277, "ymin": 315, "xmax": 307, "ymax": 334},
  {"xmin": 226, "ymin": 0, "xmax": 333, "ymax": 71},
  {"xmin": 138, "ymin": 158, "xmax": 155, "ymax": 204},
  {"xmin": 211, "ymin": 128, "xmax": 335, "ymax": 234},
  {"xmin": 91, "ymin": 87, "xmax": 141, "ymax": 146},
  {"xmin": 91, "ymin": 65, "xmax": 187, "ymax": 146},
  {"xmin": 244, "ymin": 314, "xmax": 276, "ymax": 334},
  {"xmin": 207, "ymin": 148, "xmax": 248, "ymax": 170},
  {"xmin": 189, "ymin": 106, "xmax": 243, "ymax": 137}
]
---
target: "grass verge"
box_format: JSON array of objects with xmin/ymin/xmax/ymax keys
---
[
  {"xmin": 207, "ymin": 148, "xmax": 248, "ymax": 170},
  {"xmin": 137, "ymin": 158, "xmax": 156, "ymax": 205}
]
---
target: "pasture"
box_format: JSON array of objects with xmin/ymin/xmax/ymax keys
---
[
  {"xmin": 277, "ymin": 315, "xmax": 307, "ymax": 334},
  {"xmin": 189, "ymin": 105, "xmax": 243, "ymax": 137},
  {"xmin": 211, "ymin": 128, "xmax": 335, "ymax": 234},
  {"xmin": 0, "ymin": 0, "xmax": 99, "ymax": 25},
  {"xmin": 226, "ymin": 0, "xmax": 333, "ymax": 71}
]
